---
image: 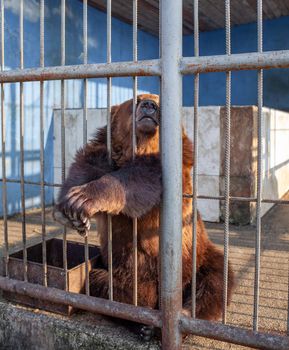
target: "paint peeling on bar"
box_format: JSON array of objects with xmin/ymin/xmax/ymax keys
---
[
  {"xmin": 181, "ymin": 50, "xmax": 289, "ymax": 74},
  {"xmin": 183, "ymin": 193, "xmax": 289, "ymax": 205},
  {"xmin": 0, "ymin": 60, "xmax": 161, "ymax": 82},
  {"xmin": 0, "ymin": 277, "xmax": 162, "ymax": 328},
  {"xmin": 0, "ymin": 50, "xmax": 288, "ymax": 84},
  {"xmin": 180, "ymin": 315, "xmax": 289, "ymax": 350}
]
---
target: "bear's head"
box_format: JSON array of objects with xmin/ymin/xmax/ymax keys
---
[
  {"xmin": 106, "ymin": 93, "xmax": 192, "ymax": 168},
  {"xmin": 110, "ymin": 94, "xmax": 160, "ymax": 165}
]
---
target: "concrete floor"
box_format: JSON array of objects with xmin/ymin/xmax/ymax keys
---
[{"xmin": 0, "ymin": 204, "xmax": 288, "ymax": 349}]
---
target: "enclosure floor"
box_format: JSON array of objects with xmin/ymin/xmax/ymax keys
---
[{"xmin": 0, "ymin": 204, "xmax": 288, "ymax": 350}]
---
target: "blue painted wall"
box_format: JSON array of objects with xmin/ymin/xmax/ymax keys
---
[
  {"xmin": 183, "ymin": 16, "xmax": 289, "ymax": 108},
  {"xmin": 0, "ymin": 0, "xmax": 159, "ymax": 215}
]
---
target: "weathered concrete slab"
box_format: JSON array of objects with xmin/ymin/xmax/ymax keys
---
[{"xmin": 0, "ymin": 299, "xmax": 161, "ymax": 350}]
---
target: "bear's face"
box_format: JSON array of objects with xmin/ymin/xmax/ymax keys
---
[
  {"xmin": 111, "ymin": 94, "xmax": 160, "ymax": 165},
  {"xmin": 112, "ymin": 93, "xmax": 160, "ymax": 138},
  {"xmin": 135, "ymin": 94, "xmax": 160, "ymax": 136}
]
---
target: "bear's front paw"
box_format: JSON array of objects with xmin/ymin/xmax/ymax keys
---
[
  {"xmin": 55, "ymin": 184, "xmax": 95, "ymax": 235},
  {"xmin": 53, "ymin": 206, "xmax": 91, "ymax": 236}
]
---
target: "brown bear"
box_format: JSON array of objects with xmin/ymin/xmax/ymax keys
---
[{"xmin": 53, "ymin": 94, "xmax": 234, "ymax": 334}]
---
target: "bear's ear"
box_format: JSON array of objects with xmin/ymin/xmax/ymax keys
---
[{"xmin": 111, "ymin": 105, "xmax": 120, "ymax": 123}]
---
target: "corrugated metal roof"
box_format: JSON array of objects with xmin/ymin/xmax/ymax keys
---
[{"xmin": 86, "ymin": 0, "xmax": 289, "ymax": 35}]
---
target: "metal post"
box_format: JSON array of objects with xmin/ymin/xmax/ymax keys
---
[
  {"xmin": 222, "ymin": 0, "xmax": 231, "ymax": 324},
  {"xmin": 39, "ymin": 0, "xmax": 47, "ymax": 287},
  {"xmin": 191, "ymin": 0, "xmax": 199, "ymax": 319},
  {"xmin": 160, "ymin": 0, "xmax": 183, "ymax": 348},
  {"xmin": 253, "ymin": 0, "xmax": 263, "ymax": 332},
  {"xmin": 132, "ymin": 0, "xmax": 138, "ymax": 307},
  {"xmin": 60, "ymin": 0, "xmax": 68, "ymax": 291},
  {"xmin": 83, "ymin": 0, "xmax": 89, "ymax": 297},
  {"xmin": 0, "ymin": 0, "xmax": 8, "ymax": 278},
  {"xmin": 107, "ymin": 0, "xmax": 113, "ymax": 301},
  {"xmin": 19, "ymin": 0, "xmax": 27, "ymax": 282}
]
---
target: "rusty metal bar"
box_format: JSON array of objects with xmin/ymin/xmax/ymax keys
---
[
  {"xmin": 287, "ymin": 262, "xmax": 289, "ymax": 337},
  {"xmin": 181, "ymin": 50, "xmax": 289, "ymax": 74},
  {"xmin": 1, "ymin": 177, "xmax": 288, "ymax": 206},
  {"xmin": 183, "ymin": 193, "xmax": 289, "ymax": 205},
  {"xmin": 107, "ymin": 0, "xmax": 113, "ymax": 302},
  {"xmin": 253, "ymin": 0, "xmax": 263, "ymax": 332},
  {"xmin": 0, "ymin": 178, "xmax": 62, "ymax": 187},
  {"xmin": 39, "ymin": 0, "xmax": 47, "ymax": 287},
  {"xmin": 157, "ymin": 0, "xmax": 162, "ymax": 314},
  {"xmin": 0, "ymin": 276, "xmax": 162, "ymax": 328},
  {"xmin": 0, "ymin": 60, "xmax": 161, "ymax": 82},
  {"xmin": 82, "ymin": 0, "xmax": 89, "ymax": 297},
  {"xmin": 132, "ymin": 0, "xmax": 138, "ymax": 307},
  {"xmin": 60, "ymin": 0, "xmax": 68, "ymax": 291},
  {"xmin": 19, "ymin": 0, "xmax": 27, "ymax": 282},
  {"xmin": 160, "ymin": 0, "xmax": 183, "ymax": 347},
  {"xmin": 0, "ymin": 0, "xmax": 8, "ymax": 278},
  {"xmin": 222, "ymin": 0, "xmax": 231, "ymax": 324},
  {"xmin": 0, "ymin": 50, "xmax": 289, "ymax": 83},
  {"xmin": 191, "ymin": 0, "xmax": 199, "ymax": 319},
  {"xmin": 180, "ymin": 315, "xmax": 289, "ymax": 350}
]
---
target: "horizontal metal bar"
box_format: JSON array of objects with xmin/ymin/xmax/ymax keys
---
[
  {"xmin": 0, "ymin": 50, "xmax": 288, "ymax": 83},
  {"xmin": 2, "ymin": 179, "xmax": 287, "ymax": 204},
  {"xmin": 0, "ymin": 60, "xmax": 161, "ymax": 83},
  {"xmin": 0, "ymin": 178, "xmax": 61, "ymax": 187},
  {"xmin": 0, "ymin": 277, "xmax": 162, "ymax": 328},
  {"xmin": 180, "ymin": 315, "xmax": 289, "ymax": 350},
  {"xmin": 181, "ymin": 50, "xmax": 289, "ymax": 74},
  {"xmin": 183, "ymin": 193, "xmax": 289, "ymax": 205}
]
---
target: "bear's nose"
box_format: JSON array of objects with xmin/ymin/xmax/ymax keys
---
[{"xmin": 140, "ymin": 100, "xmax": 157, "ymax": 115}]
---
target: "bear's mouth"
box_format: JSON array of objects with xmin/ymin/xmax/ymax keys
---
[{"xmin": 139, "ymin": 115, "xmax": 159, "ymax": 125}]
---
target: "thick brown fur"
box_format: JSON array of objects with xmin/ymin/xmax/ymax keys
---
[{"xmin": 54, "ymin": 94, "xmax": 235, "ymax": 323}]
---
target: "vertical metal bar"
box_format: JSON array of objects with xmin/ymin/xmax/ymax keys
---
[
  {"xmin": 132, "ymin": 0, "xmax": 138, "ymax": 307},
  {"xmin": 83, "ymin": 0, "xmax": 88, "ymax": 143},
  {"xmin": 191, "ymin": 0, "xmax": 199, "ymax": 319},
  {"xmin": 160, "ymin": 0, "xmax": 183, "ymax": 348},
  {"xmin": 0, "ymin": 0, "xmax": 8, "ymax": 278},
  {"xmin": 253, "ymin": 0, "xmax": 263, "ymax": 332},
  {"xmin": 40, "ymin": 0, "xmax": 47, "ymax": 287},
  {"xmin": 107, "ymin": 0, "xmax": 113, "ymax": 301},
  {"xmin": 83, "ymin": 0, "xmax": 89, "ymax": 297},
  {"xmin": 60, "ymin": 0, "xmax": 67, "ymax": 291},
  {"xmin": 158, "ymin": 0, "xmax": 162, "ymax": 312},
  {"xmin": 287, "ymin": 261, "xmax": 289, "ymax": 335},
  {"xmin": 19, "ymin": 0, "xmax": 27, "ymax": 282},
  {"xmin": 222, "ymin": 0, "xmax": 231, "ymax": 324}
]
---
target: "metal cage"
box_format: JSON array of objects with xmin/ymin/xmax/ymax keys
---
[{"xmin": 0, "ymin": 1, "xmax": 289, "ymax": 349}]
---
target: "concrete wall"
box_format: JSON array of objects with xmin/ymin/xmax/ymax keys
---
[
  {"xmin": 183, "ymin": 107, "xmax": 221, "ymax": 222},
  {"xmin": 53, "ymin": 107, "xmax": 223, "ymax": 222},
  {"xmin": 54, "ymin": 106, "xmax": 289, "ymax": 223},
  {"xmin": 261, "ymin": 108, "xmax": 289, "ymax": 216}
]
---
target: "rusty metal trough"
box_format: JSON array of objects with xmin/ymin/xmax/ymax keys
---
[{"xmin": 2, "ymin": 239, "xmax": 101, "ymax": 315}]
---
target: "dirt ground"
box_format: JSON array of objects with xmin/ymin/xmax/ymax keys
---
[{"xmin": 0, "ymin": 203, "xmax": 288, "ymax": 349}]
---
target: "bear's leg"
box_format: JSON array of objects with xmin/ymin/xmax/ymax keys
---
[
  {"xmin": 183, "ymin": 243, "xmax": 235, "ymax": 321},
  {"xmin": 89, "ymin": 269, "xmax": 158, "ymax": 341},
  {"xmin": 89, "ymin": 268, "xmax": 109, "ymax": 299}
]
